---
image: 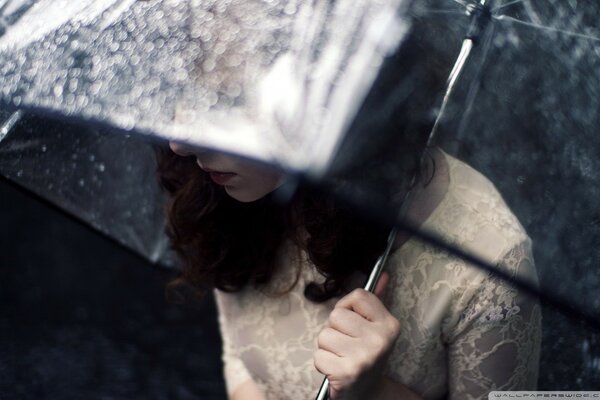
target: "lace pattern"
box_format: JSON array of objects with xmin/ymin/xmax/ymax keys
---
[{"xmin": 214, "ymin": 153, "xmax": 542, "ymax": 400}]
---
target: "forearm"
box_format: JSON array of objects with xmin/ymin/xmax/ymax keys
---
[{"xmin": 230, "ymin": 379, "xmax": 266, "ymax": 400}]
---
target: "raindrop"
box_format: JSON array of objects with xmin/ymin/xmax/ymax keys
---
[
  {"xmin": 41, "ymin": 145, "xmax": 47, "ymax": 152},
  {"xmin": 583, "ymin": 339, "xmax": 590, "ymax": 352},
  {"xmin": 89, "ymin": 154, "xmax": 96, "ymax": 162},
  {"xmin": 68, "ymin": 79, "xmax": 78, "ymax": 93},
  {"xmin": 200, "ymin": 28, "xmax": 214, "ymax": 43},
  {"xmin": 227, "ymin": 84, "xmax": 242, "ymax": 97},
  {"xmin": 78, "ymin": 179, "xmax": 85, "ymax": 187},
  {"xmin": 53, "ymin": 85, "xmax": 64, "ymax": 97},
  {"xmin": 65, "ymin": 93, "xmax": 76, "ymax": 105},
  {"xmin": 206, "ymin": 92, "xmax": 219, "ymax": 106},
  {"xmin": 214, "ymin": 43, "xmax": 227, "ymax": 55},
  {"xmin": 16, "ymin": 170, "xmax": 23, "ymax": 177},
  {"xmin": 226, "ymin": 54, "xmax": 242, "ymax": 67},
  {"xmin": 76, "ymin": 95, "xmax": 89, "ymax": 108},
  {"xmin": 284, "ymin": 3, "xmax": 297, "ymax": 15},
  {"xmin": 203, "ymin": 58, "xmax": 216, "ymax": 72},
  {"xmin": 97, "ymin": 163, "xmax": 105, "ymax": 172}
]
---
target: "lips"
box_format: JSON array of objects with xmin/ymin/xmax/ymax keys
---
[
  {"xmin": 196, "ymin": 159, "xmax": 237, "ymax": 185},
  {"xmin": 208, "ymin": 171, "xmax": 237, "ymax": 185}
]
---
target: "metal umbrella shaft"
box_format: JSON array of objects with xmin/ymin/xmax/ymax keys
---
[{"xmin": 315, "ymin": 229, "xmax": 398, "ymax": 400}]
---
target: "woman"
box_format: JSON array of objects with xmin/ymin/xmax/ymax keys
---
[{"xmin": 156, "ymin": 140, "xmax": 542, "ymax": 400}]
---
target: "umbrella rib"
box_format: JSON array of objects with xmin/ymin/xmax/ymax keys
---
[
  {"xmin": 419, "ymin": 9, "xmax": 468, "ymax": 15},
  {"xmin": 491, "ymin": 0, "xmax": 524, "ymax": 12},
  {"xmin": 0, "ymin": 0, "xmax": 34, "ymax": 31},
  {"xmin": 454, "ymin": 22, "xmax": 495, "ymax": 147},
  {"xmin": 451, "ymin": 0, "xmax": 472, "ymax": 9},
  {"xmin": 429, "ymin": 39, "xmax": 474, "ymax": 145},
  {"xmin": 0, "ymin": 109, "xmax": 23, "ymax": 143},
  {"xmin": 494, "ymin": 15, "xmax": 600, "ymax": 42}
]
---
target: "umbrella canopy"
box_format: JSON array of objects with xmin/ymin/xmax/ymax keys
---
[
  {"xmin": 0, "ymin": 110, "xmax": 176, "ymax": 266},
  {"xmin": 0, "ymin": 0, "xmax": 412, "ymax": 266},
  {"xmin": 0, "ymin": 0, "xmax": 409, "ymax": 173}
]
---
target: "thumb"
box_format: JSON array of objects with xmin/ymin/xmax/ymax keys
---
[{"xmin": 373, "ymin": 271, "xmax": 390, "ymax": 298}]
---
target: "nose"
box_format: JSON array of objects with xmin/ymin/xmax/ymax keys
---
[{"xmin": 169, "ymin": 140, "xmax": 196, "ymax": 157}]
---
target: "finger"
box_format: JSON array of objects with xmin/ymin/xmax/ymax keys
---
[
  {"xmin": 314, "ymin": 348, "xmax": 344, "ymax": 377},
  {"xmin": 335, "ymin": 289, "xmax": 388, "ymax": 321},
  {"xmin": 328, "ymin": 307, "xmax": 368, "ymax": 337},
  {"xmin": 317, "ymin": 327, "xmax": 356, "ymax": 357},
  {"xmin": 373, "ymin": 271, "xmax": 390, "ymax": 298}
]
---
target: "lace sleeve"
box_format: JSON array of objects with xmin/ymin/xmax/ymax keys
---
[
  {"xmin": 447, "ymin": 240, "xmax": 542, "ymax": 400},
  {"xmin": 213, "ymin": 290, "xmax": 254, "ymax": 397}
]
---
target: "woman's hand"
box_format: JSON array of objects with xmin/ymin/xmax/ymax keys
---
[{"xmin": 314, "ymin": 272, "xmax": 401, "ymax": 400}]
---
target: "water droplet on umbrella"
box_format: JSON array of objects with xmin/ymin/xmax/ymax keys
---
[
  {"xmin": 284, "ymin": 3, "xmax": 297, "ymax": 15},
  {"xmin": 203, "ymin": 58, "xmax": 216, "ymax": 72},
  {"xmin": 206, "ymin": 92, "xmax": 219, "ymax": 106},
  {"xmin": 53, "ymin": 85, "xmax": 63, "ymax": 97}
]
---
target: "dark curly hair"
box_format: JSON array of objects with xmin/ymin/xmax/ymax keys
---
[{"xmin": 155, "ymin": 145, "xmax": 393, "ymax": 302}]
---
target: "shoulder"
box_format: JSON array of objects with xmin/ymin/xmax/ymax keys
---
[
  {"xmin": 383, "ymin": 152, "xmax": 538, "ymax": 341},
  {"xmin": 425, "ymin": 150, "xmax": 531, "ymax": 263},
  {"xmin": 384, "ymin": 150, "xmax": 535, "ymax": 305}
]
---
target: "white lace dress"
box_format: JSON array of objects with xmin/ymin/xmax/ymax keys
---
[{"xmin": 214, "ymin": 152, "xmax": 542, "ymax": 400}]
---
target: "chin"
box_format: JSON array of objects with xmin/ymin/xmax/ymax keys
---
[{"xmin": 224, "ymin": 187, "xmax": 265, "ymax": 203}]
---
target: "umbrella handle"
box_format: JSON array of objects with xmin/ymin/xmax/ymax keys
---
[{"xmin": 314, "ymin": 229, "xmax": 398, "ymax": 400}]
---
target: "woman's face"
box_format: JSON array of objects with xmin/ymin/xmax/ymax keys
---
[{"xmin": 168, "ymin": 141, "xmax": 286, "ymax": 203}]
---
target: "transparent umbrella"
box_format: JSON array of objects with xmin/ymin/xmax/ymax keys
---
[
  {"xmin": 0, "ymin": 0, "xmax": 411, "ymax": 267},
  {"xmin": 1, "ymin": 0, "xmax": 600, "ymax": 393}
]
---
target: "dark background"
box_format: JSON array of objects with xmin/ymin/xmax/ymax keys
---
[{"xmin": 0, "ymin": 178, "xmax": 227, "ymax": 400}]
